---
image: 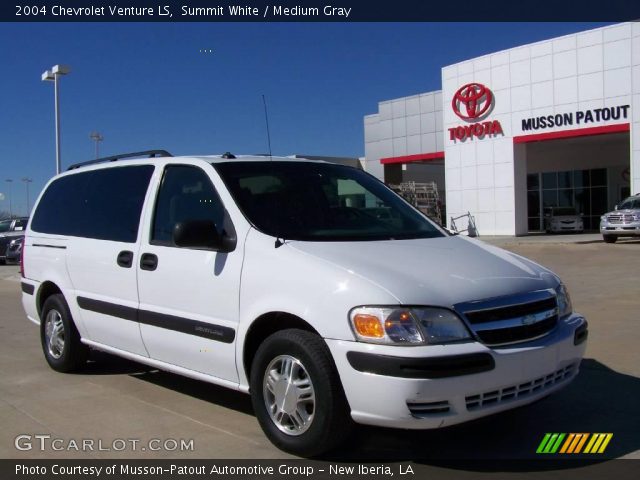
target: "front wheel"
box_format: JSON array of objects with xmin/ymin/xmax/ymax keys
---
[
  {"xmin": 40, "ymin": 294, "xmax": 88, "ymax": 372},
  {"xmin": 603, "ymin": 235, "xmax": 618, "ymax": 243},
  {"xmin": 250, "ymin": 329, "xmax": 353, "ymax": 457}
]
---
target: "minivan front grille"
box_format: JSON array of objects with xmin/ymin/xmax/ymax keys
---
[{"xmin": 456, "ymin": 290, "xmax": 558, "ymax": 347}]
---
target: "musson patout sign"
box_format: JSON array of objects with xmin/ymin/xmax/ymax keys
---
[{"xmin": 449, "ymin": 82, "xmax": 503, "ymax": 141}]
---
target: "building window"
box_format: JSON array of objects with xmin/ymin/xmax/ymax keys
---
[{"xmin": 527, "ymin": 168, "xmax": 609, "ymax": 232}]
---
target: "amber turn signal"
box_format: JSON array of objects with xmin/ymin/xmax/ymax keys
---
[{"xmin": 353, "ymin": 313, "xmax": 384, "ymax": 338}]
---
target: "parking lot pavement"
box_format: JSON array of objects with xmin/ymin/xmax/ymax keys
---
[
  {"xmin": 481, "ymin": 232, "xmax": 606, "ymax": 246},
  {"xmin": 0, "ymin": 240, "xmax": 638, "ymax": 463},
  {"xmin": 0, "ymin": 264, "xmax": 19, "ymax": 281}
]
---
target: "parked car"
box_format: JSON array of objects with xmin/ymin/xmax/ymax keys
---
[
  {"xmin": 543, "ymin": 207, "xmax": 584, "ymax": 233},
  {"xmin": 21, "ymin": 151, "xmax": 588, "ymax": 456},
  {"xmin": 0, "ymin": 217, "xmax": 28, "ymax": 264},
  {"xmin": 6, "ymin": 236, "xmax": 24, "ymax": 264},
  {"xmin": 600, "ymin": 194, "xmax": 640, "ymax": 243}
]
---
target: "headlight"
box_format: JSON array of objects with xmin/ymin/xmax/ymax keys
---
[
  {"xmin": 633, "ymin": 214, "xmax": 640, "ymax": 221},
  {"xmin": 555, "ymin": 283, "xmax": 572, "ymax": 318},
  {"xmin": 349, "ymin": 306, "xmax": 471, "ymax": 345}
]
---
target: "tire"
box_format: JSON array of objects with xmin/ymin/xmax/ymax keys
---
[
  {"xmin": 40, "ymin": 294, "xmax": 88, "ymax": 372},
  {"xmin": 249, "ymin": 329, "xmax": 353, "ymax": 457},
  {"xmin": 603, "ymin": 235, "xmax": 618, "ymax": 244}
]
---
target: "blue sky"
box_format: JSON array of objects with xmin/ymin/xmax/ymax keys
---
[{"xmin": 0, "ymin": 22, "xmax": 611, "ymax": 216}]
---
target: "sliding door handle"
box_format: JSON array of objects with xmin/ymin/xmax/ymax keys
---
[{"xmin": 140, "ymin": 253, "xmax": 158, "ymax": 271}]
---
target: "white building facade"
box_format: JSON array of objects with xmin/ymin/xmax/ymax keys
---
[{"xmin": 364, "ymin": 22, "xmax": 640, "ymax": 235}]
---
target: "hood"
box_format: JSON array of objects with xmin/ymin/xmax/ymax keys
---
[
  {"xmin": 608, "ymin": 209, "xmax": 639, "ymax": 215},
  {"xmin": 289, "ymin": 235, "xmax": 559, "ymax": 306},
  {"xmin": 550, "ymin": 215, "xmax": 581, "ymax": 221}
]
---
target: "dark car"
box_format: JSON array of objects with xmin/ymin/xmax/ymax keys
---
[
  {"xmin": 5, "ymin": 236, "xmax": 24, "ymax": 264},
  {"xmin": 0, "ymin": 217, "xmax": 28, "ymax": 264}
]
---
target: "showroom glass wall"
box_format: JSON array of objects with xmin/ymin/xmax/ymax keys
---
[{"xmin": 527, "ymin": 169, "xmax": 607, "ymax": 231}]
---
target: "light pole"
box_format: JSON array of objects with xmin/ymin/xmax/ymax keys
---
[
  {"xmin": 5, "ymin": 179, "xmax": 12, "ymax": 218},
  {"xmin": 21, "ymin": 178, "xmax": 33, "ymax": 215},
  {"xmin": 42, "ymin": 65, "xmax": 71, "ymax": 175},
  {"xmin": 89, "ymin": 131, "xmax": 104, "ymax": 159}
]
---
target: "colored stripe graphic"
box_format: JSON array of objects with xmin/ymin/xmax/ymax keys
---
[
  {"xmin": 538, "ymin": 433, "xmax": 613, "ymax": 454},
  {"xmin": 584, "ymin": 433, "xmax": 614, "ymax": 454},
  {"xmin": 537, "ymin": 433, "xmax": 565, "ymax": 453},
  {"xmin": 536, "ymin": 433, "xmax": 552, "ymax": 453}
]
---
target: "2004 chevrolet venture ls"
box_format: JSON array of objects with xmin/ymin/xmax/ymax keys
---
[{"xmin": 20, "ymin": 151, "xmax": 588, "ymax": 456}]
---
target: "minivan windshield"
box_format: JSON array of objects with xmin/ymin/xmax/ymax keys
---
[{"xmin": 214, "ymin": 161, "xmax": 444, "ymax": 241}]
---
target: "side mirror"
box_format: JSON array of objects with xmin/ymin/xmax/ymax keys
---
[{"xmin": 173, "ymin": 220, "xmax": 227, "ymax": 251}]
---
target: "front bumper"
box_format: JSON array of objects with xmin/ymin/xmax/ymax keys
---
[
  {"xmin": 549, "ymin": 222, "xmax": 583, "ymax": 232},
  {"xmin": 327, "ymin": 313, "xmax": 587, "ymax": 429},
  {"xmin": 600, "ymin": 220, "xmax": 640, "ymax": 236}
]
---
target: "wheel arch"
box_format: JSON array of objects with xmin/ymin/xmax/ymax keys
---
[
  {"xmin": 36, "ymin": 281, "xmax": 63, "ymax": 318},
  {"xmin": 242, "ymin": 312, "xmax": 320, "ymax": 380}
]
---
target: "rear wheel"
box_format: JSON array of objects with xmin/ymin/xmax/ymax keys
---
[
  {"xmin": 40, "ymin": 294, "xmax": 88, "ymax": 372},
  {"xmin": 249, "ymin": 329, "xmax": 353, "ymax": 457},
  {"xmin": 603, "ymin": 235, "xmax": 618, "ymax": 244}
]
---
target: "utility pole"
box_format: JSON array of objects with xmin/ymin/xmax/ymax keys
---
[
  {"xmin": 4, "ymin": 179, "xmax": 12, "ymax": 218},
  {"xmin": 21, "ymin": 178, "xmax": 33, "ymax": 215},
  {"xmin": 90, "ymin": 131, "xmax": 104, "ymax": 159},
  {"xmin": 42, "ymin": 65, "xmax": 71, "ymax": 174}
]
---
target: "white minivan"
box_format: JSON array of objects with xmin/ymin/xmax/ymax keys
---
[{"xmin": 21, "ymin": 151, "xmax": 588, "ymax": 456}]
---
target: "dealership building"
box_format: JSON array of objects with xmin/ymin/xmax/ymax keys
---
[{"xmin": 364, "ymin": 22, "xmax": 640, "ymax": 235}]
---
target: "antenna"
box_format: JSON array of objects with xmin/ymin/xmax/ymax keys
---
[
  {"xmin": 262, "ymin": 94, "xmax": 273, "ymax": 161},
  {"xmin": 262, "ymin": 94, "xmax": 284, "ymax": 248}
]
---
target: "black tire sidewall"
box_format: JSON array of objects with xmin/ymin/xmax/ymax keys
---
[
  {"xmin": 40, "ymin": 294, "xmax": 84, "ymax": 372},
  {"xmin": 249, "ymin": 329, "xmax": 350, "ymax": 457}
]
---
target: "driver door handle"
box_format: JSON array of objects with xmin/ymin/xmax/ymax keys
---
[{"xmin": 117, "ymin": 250, "xmax": 134, "ymax": 268}]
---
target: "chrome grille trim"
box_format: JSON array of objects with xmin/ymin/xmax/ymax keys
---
[
  {"xmin": 471, "ymin": 307, "xmax": 558, "ymax": 332},
  {"xmin": 607, "ymin": 214, "xmax": 634, "ymax": 224},
  {"xmin": 455, "ymin": 289, "xmax": 558, "ymax": 347}
]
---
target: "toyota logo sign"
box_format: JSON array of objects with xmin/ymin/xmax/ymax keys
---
[{"xmin": 452, "ymin": 83, "xmax": 494, "ymax": 121}]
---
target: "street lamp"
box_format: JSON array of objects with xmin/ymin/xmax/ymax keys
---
[
  {"xmin": 5, "ymin": 179, "xmax": 13, "ymax": 218},
  {"xmin": 21, "ymin": 178, "xmax": 33, "ymax": 215},
  {"xmin": 89, "ymin": 131, "xmax": 104, "ymax": 159},
  {"xmin": 42, "ymin": 64, "xmax": 71, "ymax": 175}
]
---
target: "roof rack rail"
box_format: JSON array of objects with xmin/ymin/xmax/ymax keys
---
[{"xmin": 66, "ymin": 150, "xmax": 173, "ymax": 171}]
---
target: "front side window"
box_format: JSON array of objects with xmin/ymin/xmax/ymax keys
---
[
  {"xmin": 215, "ymin": 161, "xmax": 444, "ymax": 241},
  {"xmin": 31, "ymin": 165, "xmax": 154, "ymax": 242},
  {"xmin": 151, "ymin": 165, "xmax": 225, "ymax": 245},
  {"xmin": 0, "ymin": 220, "xmax": 11, "ymax": 233}
]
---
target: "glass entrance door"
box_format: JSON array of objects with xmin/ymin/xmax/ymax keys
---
[{"xmin": 527, "ymin": 168, "xmax": 608, "ymax": 232}]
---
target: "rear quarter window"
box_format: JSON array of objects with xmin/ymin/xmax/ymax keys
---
[{"xmin": 31, "ymin": 165, "xmax": 154, "ymax": 243}]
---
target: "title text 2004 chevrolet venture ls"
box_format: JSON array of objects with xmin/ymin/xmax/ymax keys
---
[{"xmin": 21, "ymin": 151, "xmax": 588, "ymax": 456}]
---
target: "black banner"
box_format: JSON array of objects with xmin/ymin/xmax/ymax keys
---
[
  {"xmin": 4, "ymin": 0, "xmax": 640, "ymax": 22},
  {"xmin": 4, "ymin": 459, "xmax": 640, "ymax": 480}
]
